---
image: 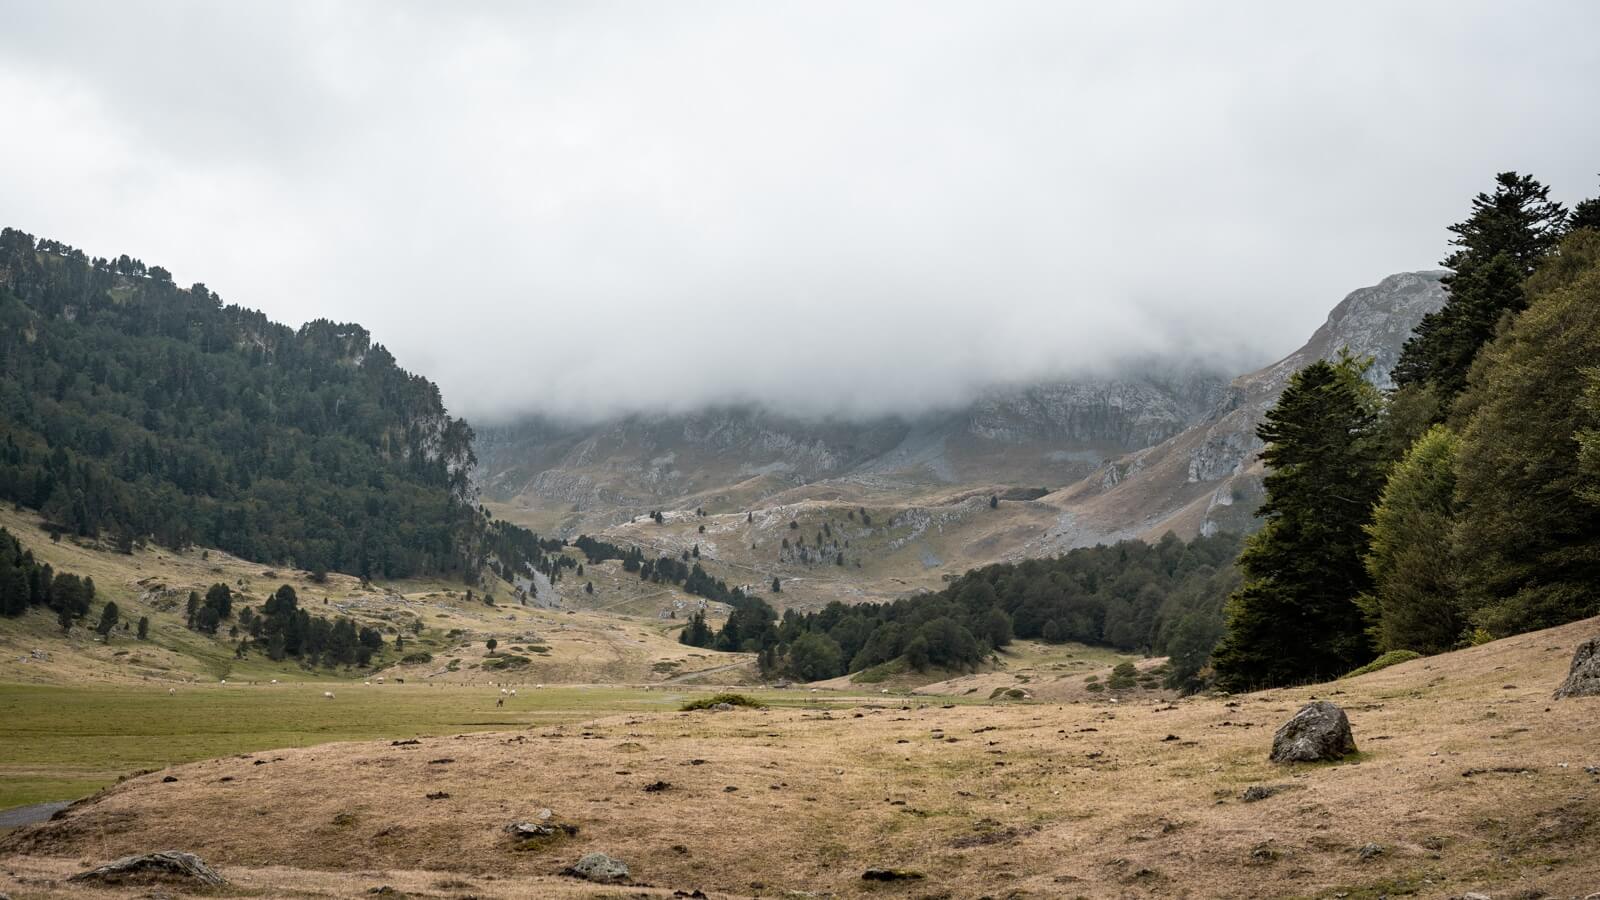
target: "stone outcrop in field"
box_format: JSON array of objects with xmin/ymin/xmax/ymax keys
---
[
  {"xmin": 1554, "ymin": 635, "xmax": 1600, "ymax": 698},
  {"xmin": 1269, "ymin": 700, "xmax": 1357, "ymax": 763}
]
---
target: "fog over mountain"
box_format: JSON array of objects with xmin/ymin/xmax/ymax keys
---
[{"xmin": 2, "ymin": 1, "xmax": 1597, "ymax": 423}]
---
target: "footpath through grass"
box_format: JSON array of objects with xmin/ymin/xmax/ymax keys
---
[{"xmin": 0, "ymin": 681, "xmax": 927, "ymax": 811}]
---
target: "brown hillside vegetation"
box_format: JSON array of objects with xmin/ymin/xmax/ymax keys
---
[{"xmin": 4, "ymin": 619, "xmax": 1599, "ymax": 899}]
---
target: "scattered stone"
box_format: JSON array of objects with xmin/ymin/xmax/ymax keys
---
[
  {"xmin": 390, "ymin": 739, "xmax": 421, "ymax": 746},
  {"xmin": 711, "ymin": 702, "xmax": 735, "ymax": 711},
  {"xmin": 643, "ymin": 780, "xmax": 672, "ymax": 792},
  {"xmin": 1162, "ymin": 734, "xmax": 1180, "ymax": 742},
  {"xmin": 1357, "ymin": 843, "xmax": 1383, "ymax": 861},
  {"xmin": 506, "ymin": 819, "xmax": 578, "ymax": 839},
  {"xmin": 1554, "ymin": 636, "xmax": 1600, "ymax": 698},
  {"xmin": 1241, "ymin": 785, "xmax": 1285, "ymax": 803},
  {"xmin": 426, "ymin": 791, "xmax": 450, "ymax": 800},
  {"xmin": 1461, "ymin": 893, "xmax": 1491, "ymax": 900},
  {"xmin": 564, "ymin": 852, "xmax": 630, "ymax": 883},
  {"xmin": 862, "ymin": 868, "xmax": 924, "ymax": 881},
  {"xmin": 161, "ymin": 775, "xmax": 178, "ymax": 783},
  {"xmin": 368, "ymin": 887, "xmax": 401, "ymax": 896},
  {"xmin": 67, "ymin": 851, "xmax": 226, "ymax": 886},
  {"xmin": 1269, "ymin": 701, "xmax": 1356, "ymax": 763},
  {"xmin": 427, "ymin": 758, "xmax": 454, "ymax": 765}
]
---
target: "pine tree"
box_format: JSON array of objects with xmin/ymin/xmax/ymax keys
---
[
  {"xmin": 1451, "ymin": 230, "xmax": 1600, "ymax": 635},
  {"xmin": 1393, "ymin": 172, "xmax": 1567, "ymax": 406},
  {"xmin": 1211, "ymin": 355, "xmax": 1383, "ymax": 690},
  {"xmin": 95, "ymin": 601, "xmax": 120, "ymax": 638}
]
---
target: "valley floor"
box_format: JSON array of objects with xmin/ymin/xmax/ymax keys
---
[{"xmin": 4, "ymin": 619, "xmax": 1599, "ymax": 898}]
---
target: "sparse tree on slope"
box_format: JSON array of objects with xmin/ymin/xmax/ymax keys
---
[
  {"xmin": 1211, "ymin": 354, "xmax": 1383, "ymax": 690},
  {"xmin": 95, "ymin": 601, "xmax": 119, "ymax": 638}
]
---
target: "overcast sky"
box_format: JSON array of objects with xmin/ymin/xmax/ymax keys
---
[{"xmin": 2, "ymin": 2, "xmax": 1597, "ymax": 423}]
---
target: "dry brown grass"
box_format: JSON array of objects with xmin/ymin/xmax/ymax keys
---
[{"xmin": 5, "ymin": 618, "xmax": 1600, "ymax": 899}]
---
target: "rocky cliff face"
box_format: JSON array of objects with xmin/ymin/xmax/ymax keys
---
[{"xmin": 1042, "ymin": 271, "xmax": 1448, "ymax": 548}]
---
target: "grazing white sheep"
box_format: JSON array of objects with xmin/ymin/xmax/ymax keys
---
[
  {"xmin": 535, "ymin": 684, "xmax": 544, "ymax": 689},
  {"xmin": 168, "ymin": 688, "xmax": 176, "ymax": 695},
  {"xmin": 322, "ymin": 691, "xmax": 335, "ymax": 699},
  {"xmin": 509, "ymin": 689, "xmax": 517, "ymax": 697},
  {"xmin": 364, "ymin": 681, "xmax": 371, "ymax": 685},
  {"xmin": 219, "ymin": 679, "xmax": 227, "ymax": 684},
  {"xmin": 270, "ymin": 679, "xmax": 278, "ymax": 684}
]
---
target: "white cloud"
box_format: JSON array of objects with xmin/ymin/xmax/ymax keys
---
[{"xmin": 2, "ymin": 1, "xmax": 1596, "ymax": 422}]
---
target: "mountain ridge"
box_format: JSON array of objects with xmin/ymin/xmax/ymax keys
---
[{"xmin": 476, "ymin": 271, "xmax": 1446, "ymax": 558}]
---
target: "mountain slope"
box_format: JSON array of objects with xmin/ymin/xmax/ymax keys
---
[
  {"xmin": 475, "ymin": 367, "xmax": 1232, "ymax": 534},
  {"xmin": 1039, "ymin": 270, "xmax": 1448, "ymax": 548},
  {"xmin": 0, "ymin": 228, "xmax": 538, "ymax": 582},
  {"xmin": 474, "ymin": 272, "xmax": 1445, "ymax": 613}
]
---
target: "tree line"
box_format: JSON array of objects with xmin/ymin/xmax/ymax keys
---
[
  {"xmin": 1210, "ymin": 173, "xmax": 1600, "ymax": 690},
  {"xmin": 671, "ymin": 530, "xmax": 1241, "ymax": 686}
]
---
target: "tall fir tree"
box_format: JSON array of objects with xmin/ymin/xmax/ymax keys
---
[
  {"xmin": 1211, "ymin": 355, "xmax": 1383, "ymax": 690},
  {"xmin": 1392, "ymin": 172, "xmax": 1567, "ymax": 407}
]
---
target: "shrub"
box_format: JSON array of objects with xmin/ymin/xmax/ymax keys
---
[
  {"xmin": 1107, "ymin": 661, "xmax": 1139, "ymax": 690},
  {"xmin": 1341, "ymin": 649, "xmax": 1423, "ymax": 679},
  {"xmin": 680, "ymin": 692, "xmax": 766, "ymax": 711},
  {"xmin": 484, "ymin": 654, "xmax": 531, "ymax": 669},
  {"xmin": 400, "ymin": 652, "xmax": 434, "ymax": 665}
]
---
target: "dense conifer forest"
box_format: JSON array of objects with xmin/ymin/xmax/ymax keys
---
[{"xmin": 0, "ymin": 228, "xmax": 545, "ymax": 583}]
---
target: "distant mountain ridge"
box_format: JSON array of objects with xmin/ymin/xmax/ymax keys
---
[
  {"xmin": 474, "ymin": 364, "xmax": 1233, "ymax": 528},
  {"xmin": 476, "ymin": 272, "xmax": 1448, "ymax": 559}
]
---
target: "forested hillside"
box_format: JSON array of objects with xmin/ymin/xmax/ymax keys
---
[
  {"xmin": 1211, "ymin": 173, "xmax": 1600, "ymax": 690},
  {"xmin": 0, "ymin": 228, "xmax": 541, "ymax": 583}
]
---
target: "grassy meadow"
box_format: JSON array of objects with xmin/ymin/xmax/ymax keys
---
[{"xmin": 0, "ymin": 680, "xmax": 938, "ymax": 810}]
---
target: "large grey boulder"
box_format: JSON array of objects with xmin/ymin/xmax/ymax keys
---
[
  {"xmin": 1270, "ymin": 701, "xmax": 1357, "ymax": 763},
  {"xmin": 67, "ymin": 851, "xmax": 226, "ymax": 886},
  {"xmin": 564, "ymin": 852, "xmax": 630, "ymax": 883},
  {"xmin": 1554, "ymin": 636, "xmax": 1600, "ymax": 699}
]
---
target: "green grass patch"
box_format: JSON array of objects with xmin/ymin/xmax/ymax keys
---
[
  {"xmin": 1342, "ymin": 650, "xmax": 1423, "ymax": 679},
  {"xmin": 0, "ymin": 682, "xmax": 684, "ymax": 811},
  {"xmin": 850, "ymin": 658, "xmax": 909, "ymax": 684}
]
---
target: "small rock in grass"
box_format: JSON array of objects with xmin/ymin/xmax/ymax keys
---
[{"xmin": 564, "ymin": 852, "xmax": 629, "ymax": 883}]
